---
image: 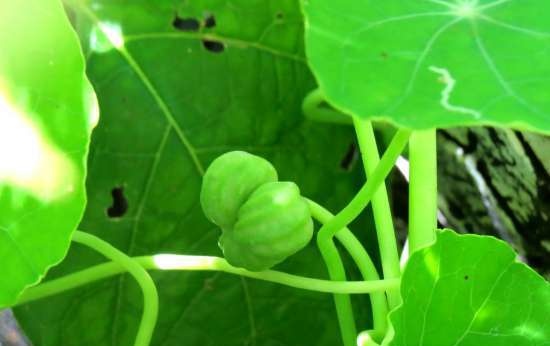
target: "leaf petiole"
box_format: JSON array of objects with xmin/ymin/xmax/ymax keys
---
[
  {"xmin": 353, "ymin": 118, "xmax": 403, "ymax": 309},
  {"xmin": 408, "ymin": 130, "xmax": 438, "ymax": 252}
]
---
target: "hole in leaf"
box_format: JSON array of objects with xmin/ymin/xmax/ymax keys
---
[
  {"xmin": 107, "ymin": 186, "xmax": 128, "ymax": 218},
  {"xmin": 340, "ymin": 142, "xmax": 358, "ymax": 171},
  {"xmin": 173, "ymin": 15, "xmax": 200, "ymax": 31},
  {"xmin": 202, "ymin": 39, "xmax": 224, "ymax": 53},
  {"xmin": 204, "ymin": 13, "xmax": 216, "ymax": 28}
]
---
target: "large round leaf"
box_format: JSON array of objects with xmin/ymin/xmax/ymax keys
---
[
  {"xmin": 302, "ymin": 0, "xmax": 550, "ymax": 133},
  {"xmin": 0, "ymin": 0, "xmax": 96, "ymax": 306},
  {"xmin": 385, "ymin": 230, "xmax": 550, "ymax": 346}
]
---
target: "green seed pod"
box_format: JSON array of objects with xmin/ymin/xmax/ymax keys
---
[
  {"xmin": 219, "ymin": 181, "xmax": 314, "ymax": 271},
  {"xmin": 200, "ymin": 151, "xmax": 278, "ymax": 229},
  {"xmin": 201, "ymin": 151, "xmax": 314, "ymax": 271}
]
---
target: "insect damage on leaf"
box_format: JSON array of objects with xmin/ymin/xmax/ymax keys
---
[{"xmin": 429, "ymin": 66, "xmax": 482, "ymax": 119}]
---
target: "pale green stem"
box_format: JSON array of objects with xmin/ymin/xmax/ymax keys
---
[
  {"xmin": 314, "ymin": 129, "xmax": 410, "ymax": 346},
  {"xmin": 71, "ymin": 231, "xmax": 158, "ymax": 346},
  {"xmin": 314, "ymin": 238, "xmax": 357, "ymax": 346},
  {"xmin": 307, "ymin": 199, "xmax": 389, "ymax": 335},
  {"xmin": 353, "ymin": 117, "xmax": 402, "ymax": 309},
  {"xmin": 317, "ymin": 129, "xmax": 411, "ymax": 243},
  {"xmin": 15, "ymin": 255, "xmax": 400, "ymax": 306},
  {"xmin": 408, "ymin": 129, "xmax": 438, "ymax": 253}
]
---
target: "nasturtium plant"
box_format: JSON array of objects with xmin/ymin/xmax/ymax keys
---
[
  {"xmin": 0, "ymin": 0, "xmax": 96, "ymax": 306},
  {"xmin": 2, "ymin": 1, "xmax": 550, "ymax": 346},
  {"xmin": 302, "ymin": 0, "xmax": 550, "ymax": 132},
  {"xmin": 13, "ymin": 1, "xmax": 367, "ymax": 346}
]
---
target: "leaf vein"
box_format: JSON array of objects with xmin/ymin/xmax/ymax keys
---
[
  {"xmin": 0, "ymin": 226, "xmax": 39, "ymax": 277},
  {"xmin": 79, "ymin": 4, "xmax": 205, "ymax": 176},
  {"xmin": 124, "ymin": 32, "xmax": 305, "ymax": 64},
  {"xmin": 451, "ymin": 261, "xmax": 514, "ymax": 346}
]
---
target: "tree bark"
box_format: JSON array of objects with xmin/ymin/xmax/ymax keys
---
[
  {"xmin": 438, "ymin": 127, "xmax": 550, "ymax": 278},
  {"xmin": 0, "ymin": 310, "xmax": 29, "ymax": 346}
]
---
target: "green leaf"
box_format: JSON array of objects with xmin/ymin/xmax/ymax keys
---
[
  {"xmin": 0, "ymin": 0, "xmax": 96, "ymax": 306},
  {"xmin": 302, "ymin": 0, "xmax": 550, "ymax": 133},
  {"xmin": 385, "ymin": 230, "xmax": 550, "ymax": 346},
  {"xmin": 15, "ymin": 1, "xmax": 372, "ymax": 345}
]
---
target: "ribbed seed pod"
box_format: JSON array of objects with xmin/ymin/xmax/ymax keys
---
[
  {"xmin": 200, "ymin": 151, "xmax": 314, "ymax": 271},
  {"xmin": 222, "ymin": 182, "xmax": 314, "ymax": 271},
  {"xmin": 200, "ymin": 151, "xmax": 277, "ymax": 230}
]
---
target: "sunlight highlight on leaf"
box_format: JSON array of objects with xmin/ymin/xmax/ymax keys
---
[
  {"xmin": 472, "ymin": 303, "xmax": 496, "ymax": 324},
  {"xmin": 90, "ymin": 21, "xmax": 124, "ymax": 53},
  {"xmin": 421, "ymin": 249, "xmax": 439, "ymax": 279},
  {"xmin": 0, "ymin": 88, "xmax": 77, "ymax": 202},
  {"xmin": 452, "ymin": 0, "xmax": 479, "ymax": 18},
  {"xmin": 513, "ymin": 322, "xmax": 547, "ymax": 341}
]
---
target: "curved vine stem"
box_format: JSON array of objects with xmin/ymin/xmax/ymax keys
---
[
  {"xmin": 307, "ymin": 199, "xmax": 389, "ymax": 337},
  {"xmin": 15, "ymin": 255, "xmax": 400, "ymax": 307},
  {"xmin": 353, "ymin": 118, "xmax": 402, "ymax": 309},
  {"xmin": 71, "ymin": 231, "xmax": 159, "ymax": 346},
  {"xmin": 302, "ymin": 88, "xmax": 353, "ymax": 125},
  {"xmin": 314, "ymin": 129, "xmax": 410, "ymax": 346},
  {"xmin": 316, "ymin": 236, "xmax": 357, "ymax": 346},
  {"xmin": 317, "ymin": 128, "xmax": 411, "ymax": 245}
]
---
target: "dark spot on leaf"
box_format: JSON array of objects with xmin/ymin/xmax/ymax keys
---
[
  {"xmin": 464, "ymin": 275, "xmax": 469, "ymax": 280},
  {"xmin": 380, "ymin": 51, "xmax": 388, "ymax": 59},
  {"xmin": 275, "ymin": 11, "xmax": 284, "ymax": 20},
  {"xmin": 202, "ymin": 39, "xmax": 224, "ymax": 53},
  {"xmin": 204, "ymin": 278, "xmax": 216, "ymax": 291},
  {"xmin": 107, "ymin": 187, "xmax": 128, "ymax": 218},
  {"xmin": 173, "ymin": 15, "xmax": 200, "ymax": 31},
  {"xmin": 204, "ymin": 13, "xmax": 216, "ymax": 28},
  {"xmin": 340, "ymin": 142, "xmax": 358, "ymax": 171}
]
